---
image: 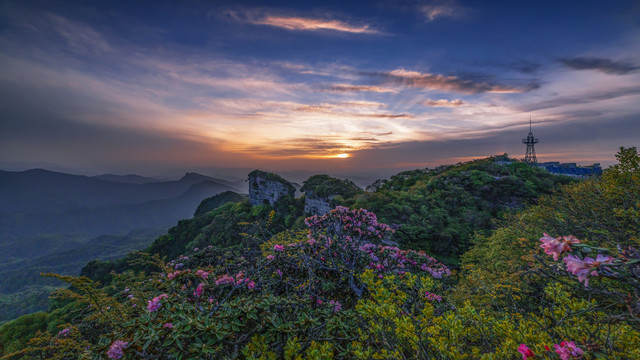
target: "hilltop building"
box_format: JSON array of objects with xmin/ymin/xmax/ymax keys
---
[
  {"xmin": 536, "ymin": 162, "xmax": 602, "ymax": 177},
  {"xmin": 519, "ymin": 118, "xmax": 602, "ymax": 177}
]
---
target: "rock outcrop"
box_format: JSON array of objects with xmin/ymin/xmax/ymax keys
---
[
  {"xmin": 303, "ymin": 194, "xmax": 334, "ymax": 216},
  {"xmin": 248, "ymin": 170, "xmax": 295, "ymax": 206},
  {"xmin": 301, "ymin": 175, "xmax": 361, "ymax": 216}
]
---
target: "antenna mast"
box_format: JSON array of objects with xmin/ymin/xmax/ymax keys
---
[{"xmin": 523, "ymin": 116, "xmax": 539, "ymax": 163}]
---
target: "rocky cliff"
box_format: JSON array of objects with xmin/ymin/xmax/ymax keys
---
[{"xmin": 248, "ymin": 170, "xmax": 295, "ymax": 206}]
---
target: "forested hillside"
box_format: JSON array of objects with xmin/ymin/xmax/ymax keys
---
[{"xmin": 1, "ymin": 150, "xmax": 639, "ymax": 359}]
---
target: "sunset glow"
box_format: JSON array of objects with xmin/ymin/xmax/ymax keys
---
[{"xmin": 0, "ymin": 1, "xmax": 638, "ymax": 175}]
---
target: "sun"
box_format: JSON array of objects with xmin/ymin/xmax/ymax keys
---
[{"xmin": 335, "ymin": 153, "xmax": 349, "ymax": 158}]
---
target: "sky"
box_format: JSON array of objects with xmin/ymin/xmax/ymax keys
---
[{"xmin": 1, "ymin": 0, "xmax": 639, "ymax": 178}]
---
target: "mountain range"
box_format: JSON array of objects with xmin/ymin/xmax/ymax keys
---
[{"xmin": 0, "ymin": 168, "xmax": 243, "ymax": 319}]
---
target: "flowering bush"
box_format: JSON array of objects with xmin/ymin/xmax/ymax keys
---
[{"xmin": 6, "ymin": 207, "xmax": 640, "ymax": 359}]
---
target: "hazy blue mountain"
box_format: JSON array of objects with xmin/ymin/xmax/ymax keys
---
[
  {"xmin": 92, "ymin": 173, "xmax": 161, "ymax": 184},
  {"xmin": 0, "ymin": 168, "xmax": 242, "ymax": 313},
  {"xmin": 0, "ymin": 169, "xmax": 242, "ymax": 213}
]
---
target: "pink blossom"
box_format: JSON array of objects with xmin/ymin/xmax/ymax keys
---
[
  {"xmin": 329, "ymin": 300, "xmax": 342, "ymax": 312},
  {"xmin": 274, "ymin": 245, "xmax": 285, "ymax": 252},
  {"xmin": 194, "ymin": 283, "xmax": 205, "ymax": 297},
  {"xmin": 107, "ymin": 340, "xmax": 128, "ymax": 359},
  {"xmin": 235, "ymin": 271, "xmax": 245, "ymax": 281},
  {"xmin": 518, "ymin": 344, "xmax": 535, "ymax": 359},
  {"xmin": 147, "ymin": 299, "xmax": 161, "ymax": 312},
  {"xmin": 247, "ymin": 280, "xmax": 256, "ymax": 289},
  {"xmin": 276, "ymin": 269, "xmax": 283, "ymax": 277},
  {"xmin": 540, "ymin": 234, "xmax": 580, "ymax": 261},
  {"xmin": 163, "ymin": 323, "xmax": 174, "ymax": 329},
  {"xmin": 266, "ymin": 255, "xmax": 275, "ymax": 260},
  {"xmin": 147, "ymin": 293, "xmax": 167, "ymax": 312},
  {"xmin": 564, "ymin": 254, "xmax": 614, "ymax": 286},
  {"xmin": 215, "ymin": 274, "xmax": 236, "ymax": 286},
  {"xmin": 57, "ymin": 328, "xmax": 70, "ymax": 337},
  {"xmin": 195, "ymin": 270, "xmax": 209, "ymax": 279},
  {"xmin": 425, "ymin": 292, "xmax": 442, "ymax": 302},
  {"xmin": 554, "ymin": 341, "xmax": 583, "ymax": 360}
]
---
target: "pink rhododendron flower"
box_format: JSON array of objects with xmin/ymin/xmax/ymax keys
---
[
  {"xmin": 235, "ymin": 271, "xmax": 245, "ymax": 280},
  {"xmin": 425, "ymin": 292, "xmax": 442, "ymax": 302},
  {"xmin": 163, "ymin": 323, "xmax": 174, "ymax": 329},
  {"xmin": 539, "ymin": 234, "xmax": 580, "ymax": 261},
  {"xmin": 247, "ymin": 280, "xmax": 256, "ymax": 289},
  {"xmin": 146, "ymin": 299, "xmax": 159, "ymax": 312},
  {"xmin": 195, "ymin": 270, "xmax": 209, "ymax": 279},
  {"xmin": 564, "ymin": 254, "xmax": 615, "ymax": 286},
  {"xmin": 266, "ymin": 255, "xmax": 275, "ymax": 260},
  {"xmin": 194, "ymin": 283, "xmax": 205, "ymax": 297},
  {"xmin": 107, "ymin": 340, "xmax": 128, "ymax": 359},
  {"xmin": 518, "ymin": 344, "xmax": 535, "ymax": 359},
  {"xmin": 274, "ymin": 245, "xmax": 285, "ymax": 252},
  {"xmin": 147, "ymin": 293, "xmax": 168, "ymax": 312},
  {"xmin": 215, "ymin": 274, "xmax": 235, "ymax": 286},
  {"xmin": 554, "ymin": 341, "xmax": 583, "ymax": 360},
  {"xmin": 57, "ymin": 328, "xmax": 70, "ymax": 336}
]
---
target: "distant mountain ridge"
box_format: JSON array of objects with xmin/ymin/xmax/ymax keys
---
[
  {"xmin": 0, "ymin": 168, "xmax": 245, "ymax": 314},
  {"xmin": 0, "ymin": 169, "xmax": 244, "ymax": 213},
  {"xmin": 92, "ymin": 173, "xmax": 160, "ymax": 184}
]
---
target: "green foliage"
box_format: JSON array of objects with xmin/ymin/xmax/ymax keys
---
[
  {"xmin": 0, "ymin": 286, "xmax": 57, "ymax": 324},
  {"xmin": 301, "ymin": 175, "xmax": 361, "ymax": 199},
  {"xmin": 194, "ymin": 191, "xmax": 247, "ymax": 217},
  {"xmin": 455, "ymin": 147, "xmax": 640, "ymax": 310},
  {"xmin": 350, "ymin": 156, "xmax": 574, "ymax": 258}
]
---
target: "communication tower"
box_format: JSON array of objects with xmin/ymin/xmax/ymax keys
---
[{"xmin": 522, "ymin": 116, "xmax": 538, "ymax": 163}]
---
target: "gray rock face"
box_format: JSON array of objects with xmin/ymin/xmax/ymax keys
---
[
  {"xmin": 248, "ymin": 172, "xmax": 294, "ymax": 206},
  {"xmin": 304, "ymin": 195, "xmax": 334, "ymax": 216}
]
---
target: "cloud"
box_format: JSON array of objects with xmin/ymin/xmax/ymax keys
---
[
  {"xmin": 292, "ymin": 103, "xmax": 412, "ymax": 119},
  {"xmin": 46, "ymin": 13, "xmax": 112, "ymax": 54},
  {"xmin": 559, "ymin": 57, "xmax": 640, "ymax": 75},
  {"xmin": 324, "ymin": 84, "xmax": 398, "ymax": 93},
  {"xmin": 423, "ymin": 99, "xmax": 464, "ymax": 107},
  {"xmin": 509, "ymin": 61, "xmax": 542, "ymax": 74},
  {"xmin": 420, "ymin": 1, "xmax": 470, "ymax": 22},
  {"xmin": 372, "ymin": 69, "xmax": 532, "ymax": 94},
  {"xmin": 520, "ymin": 86, "xmax": 640, "ymax": 112},
  {"xmin": 250, "ymin": 15, "xmax": 380, "ymax": 34}
]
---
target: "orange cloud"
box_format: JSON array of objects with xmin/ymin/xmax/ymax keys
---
[
  {"xmin": 325, "ymin": 84, "xmax": 398, "ymax": 93},
  {"xmin": 423, "ymin": 99, "xmax": 464, "ymax": 107},
  {"xmin": 382, "ymin": 68, "xmax": 527, "ymax": 94},
  {"xmin": 252, "ymin": 15, "xmax": 380, "ymax": 34}
]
